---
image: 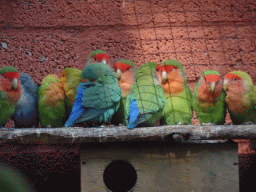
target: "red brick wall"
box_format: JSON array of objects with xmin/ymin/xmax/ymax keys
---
[
  {"xmin": 0, "ymin": 1, "xmax": 256, "ymax": 190},
  {"xmin": 1, "ymin": 0, "xmax": 255, "ymax": 86}
]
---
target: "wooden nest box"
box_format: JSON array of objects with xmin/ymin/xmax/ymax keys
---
[{"xmin": 0, "ymin": 124, "xmax": 253, "ymax": 191}]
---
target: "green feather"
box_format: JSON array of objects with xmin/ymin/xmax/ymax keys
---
[
  {"xmin": 0, "ymin": 90, "xmax": 16, "ymax": 126},
  {"xmin": 0, "ymin": 66, "xmax": 18, "ymax": 75},
  {"xmin": 192, "ymin": 70, "xmax": 226, "ymax": 125},
  {"xmin": 76, "ymin": 63, "xmax": 122, "ymax": 125},
  {"xmin": 201, "ymin": 70, "xmax": 220, "ymax": 77},
  {"xmin": 81, "ymin": 62, "xmax": 114, "ymax": 80},
  {"xmin": 125, "ymin": 62, "xmax": 166, "ymax": 127},
  {"xmin": 88, "ymin": 49, "xmax": 107, "ymax": 59},
  {"xmin": 160, "ymin": 60, "xmax": 193, "ymax": 125},
  {"xmin": 0, "ymin": 66, "xmax": 20, "ymax": 127},
  {"xmin": 61, "ymin": 67, "xmax": 82, "ymax": 115},
  {"xmin": 38, "ymin": 75, "xmax": 66, "ymax": 127}
]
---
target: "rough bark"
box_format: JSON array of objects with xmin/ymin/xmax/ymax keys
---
[{"xmin": 0, "ymin": 124, "xmax": 255, "ymax": 144}]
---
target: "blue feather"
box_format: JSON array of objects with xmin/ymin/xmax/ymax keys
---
[
  {"xmin": 12, "ymin": 72, "xmax": 39, "ymax": 128},
  {"xmin": 127, "ymin": 98, "xmax": 140, "ymax": 129},
  {"xmin": 65, "ymin": 83, "xmax": 88, "ymax": 127}
]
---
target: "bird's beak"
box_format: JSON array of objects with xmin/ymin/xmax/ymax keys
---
[
  {"xmin": 209, "ymin": 81, "xmax": 216, "ymax": 92},
  {"xmin": 102, "ymin": 60, "xmax": 107, "ymax": 64},
  {"xmin": 223, "ymin": 79, "xmax": 229, "ymax": 91},
  {"xmin": 162, "ymin": 71, "xmax": 168, "ymax": 81},
  {"xmin": 12, "ymin": 78, "xmax": 18, "ymax": 89},
  {"xmin": 116, "ymin": 69, "xmax": 122, "ymax": 80}
]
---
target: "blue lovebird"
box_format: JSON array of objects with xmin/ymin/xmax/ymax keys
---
[{"xmin": 12, "ymin": 72, "xmax": 39, "ymax": 128}]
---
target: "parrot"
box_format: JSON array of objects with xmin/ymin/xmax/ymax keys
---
[
  {"xmin": 160, "ymin": 59, "xmax": 193, "ymax": 125},
  {"xmin": 125, "ymin": 62, "xmax": 166, "ymax": 129},
  {"xmin": 0, "ymin": 162, "xmax": 35, "ymax": 192},
  {"xmin": 191, "ymin": 70, "xmax": 226, "ymax": 125},
  {"xmin": 11, "ymin": 72, "xmax": 39, "ymax": 128},
  {"xmin": 111, "ymin": 59, "xmax": 137, "ymax": 125},
  {"xmin": 0, "ymin": 66, "xmax": 21, "ymax": 127},
  {"xmin": 61, "ymin": 67, "xmax": 82, "ymax": 116},
  {"xmin": 38, "ymin": 74, "xmax": 66, "ymax": 127},
  {"xmin": 86, "ymin": 49, "xmax": 109, "ymax": 65},
  {"xmin": 65, "ymin": 62, "xmax": 122, "ymax": 127},
  {"xmin": 223, "ymin": 71, "xmax": 256, "ymax": 124}
]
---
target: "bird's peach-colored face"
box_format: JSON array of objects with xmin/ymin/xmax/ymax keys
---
[
  {"xmin": 114, "ymin": 63, "xmax": 134, "ymax": 95},
  {"xmin": 0, "ymin": 72, "xmax": 20, "ymax": 90},
  {"xmin": 197, "ymin": 74, "xmax": 223, "ymax": 103},
  {"xmin": 160, "ymin": 65, "xmax": 184, "ymax": 95},
  {"xmin": 203, "ymin": 74, "xmax": 221, "ymax": 93},
  {"xmin": 0, "ymin": 72, "xmax": 21, "ymax": 104},
  {"xmin": 91, "ymin": 53, "xmax": 109, "ymax": 64},
  {"xmin": 223, "ymin": 73, "xmax": 243, "ymax": 93}
]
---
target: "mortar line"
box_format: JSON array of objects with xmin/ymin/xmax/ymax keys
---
[
  {"xmin": 229, "ymin": 0, "xmax": 247, "ymax": 68},
  {"xmin": 196, "ymin": 0, "xmax": 216, "ymax": 74},
  {"xmin": 182, "ymin": 2, "xmax": 197, "ymax": 82}
]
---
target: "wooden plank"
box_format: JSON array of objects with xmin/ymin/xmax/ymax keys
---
[{"xmin": 0, "ymin": 124, "xmax": 255, "ymax": 144}]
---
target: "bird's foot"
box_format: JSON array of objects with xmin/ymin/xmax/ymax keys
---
[
  {"xmin": 201, "ymin": 122, "xmax": 216, "ymax": 126},
  {"xmin": 47, "ymin": 125, "xmax": 52, "ymax": 128},
  {"xmin": 100, "ymin": 124, "xmax": 107, "ymax": 127},
  {"xmin": 177, "ymin": 122, "xmax": 183, "ymax": 125},
  {"xmin": 241, "ymin": 121, "xmax": 256, "ymax": 125},
  {"xmin": 172, "ymin": 133, "xmax": 185, "ymax": 142}
]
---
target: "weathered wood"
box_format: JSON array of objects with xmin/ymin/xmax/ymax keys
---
[{"xmin": 0, "ymin": 124, "xmax": 256, "ymax": 144}]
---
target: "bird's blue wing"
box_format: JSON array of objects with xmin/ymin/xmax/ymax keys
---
[
  {"xmin": 65, "ymin": 83, "xmax": 91, "ymax": 127},
  {"xmin": 127, "ymin": 98, "xmax": 140, "ymax": 129}
]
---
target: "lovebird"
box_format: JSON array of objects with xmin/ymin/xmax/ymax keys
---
[
  {"xmin": 61, "ymin": 67, "xmax": 82, "ymax": 115},
  {"xmin": 0, "ymin": 66, "xmax": 21, "ymax": 127},
  {"xmin": 223, "ymin": 71, "xmax": 256, "ymax": 124},
  {"xmin": 160, "ymin": 59, "xmax": 193, "ymax": 125},
  {"xmin": 111, "ymin": 59, "xmax": 136, "ymax": 125},
  {"xmin": 125, "ymin": 62, "xmax": 166, "ymax": 129},
  {"xmin": 0, "ymin": 162, "xmax": 35, "ymax": 192},
  {"xmin": 86, "ymin": 49, "xmax": 109, "ymax": 65},
  {"xmin": 12, "ymin": 72, "xmax": 39, "ymax": 128},
  {"xmin": 65, "ymin": 62, "xmax": 122, "ymax": 127},
  {"xmin": 191, "ymin": 70, "xmax": 226, "ymax": 125},
  {"xmin": 38, "ymin": 74, "xmax": 66, "ymax": 127}
]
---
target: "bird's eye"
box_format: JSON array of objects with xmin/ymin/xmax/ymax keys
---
[
  {"xmin": 233, "ymin": 78, "xmax": 238, "ymax": 82},
  {"xmin": 172, "ymin": 68, "xmax": 175, "ymax": 72},
  {"xmin": 94, "ymin": 57, "xmax": 97, "ymax": 61},
  {"xmin": 3, "ymin": 76, "xmax": 7, "ymax": 79}
]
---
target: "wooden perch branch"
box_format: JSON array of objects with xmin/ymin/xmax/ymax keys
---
[{"xmin": 0, "ymin": 124, "xmax": 256, "ymax": 144}]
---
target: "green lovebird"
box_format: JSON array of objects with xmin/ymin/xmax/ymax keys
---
[
  {"xmin": 86, "ymin": 49, "xmax": 109, "ymax": 65},
  {"xmin": 223, "ymin": 71, "xmax": 256, "ymax": 124},
  {"xmin": 160, "ymin": 59, "xmax": 193, "ymax": 125},
  {"xmin": 111, "ymin": 59, "xmax": 136, "ymax": 125},
  {"xmin": 125, "ymin": 62, "xmax": 166, "ymax": 129},
  {"xmin": 61, "ymin": 67, "xmax": 82, "ymax": 116},
  {"xmin": 0, "ymin": 66, "xmax": 21, "ymax": 127},
  {"xmin": 192, "ymin": 70, "xmax": 226, "ymax": 125},
  {"xmin": 38, "ymin": 74, "xmax": 66, "ymax": 127},
  {"xmin": 65, "ymin": 62, "xmax": 121, "ymax": 127}
]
